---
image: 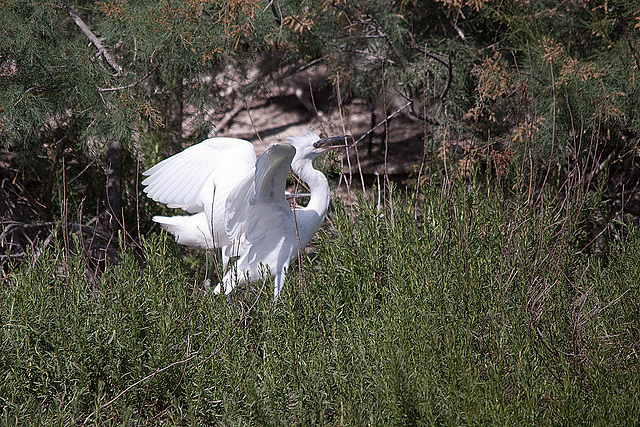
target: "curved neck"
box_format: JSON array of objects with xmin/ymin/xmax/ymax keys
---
[
  {"xmin": 295, "ymin": 163, "xmax": 330, "ymax": 218},
  {"xmin": 291, "ymin": 162, "xmax": 330, "ymax": 248}
]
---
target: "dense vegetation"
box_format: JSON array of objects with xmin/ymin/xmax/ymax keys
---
[
  {"xmin": 1, "ymin": 0, "xmax": 639, "ymax": 424},
  {"xmin": 3, "ymin": 182, "xmax": 640, "ymax": 424}
]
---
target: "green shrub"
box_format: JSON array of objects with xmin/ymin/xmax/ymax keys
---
[{"xmin": 2, "ymin": 180, "xmax": 638, "ymax": 424}]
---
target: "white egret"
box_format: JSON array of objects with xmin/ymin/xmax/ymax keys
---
[{"xmin": 142, "ymin": 132, "xmax": 348, "ymax": 299}]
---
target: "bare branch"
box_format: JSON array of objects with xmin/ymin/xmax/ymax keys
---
[
  {"xmin": 449, "ymin": 16, "xmax": 466, "ymax": 41},
  {"xmin": 97, "ymin": 64, "xmax": 158, "ymax": 92},
  {"xmin": 212, "ymin": 103, "xmax": 246, "ymax": 135},
  {"xmin": 290, "ymin": 15, "xmax": 398, "ymax": 66},
  {"xmin": 407, "ymin": 32, "xmax": 450, "ymax": 67},
  {"xmin": 60, "ymin": 0, "xmax": 123, "ymax": 75},
  {"xmin": 365, "ymin": 14, "xmax": 405, "ymax": 66},
  {"xmin": 353, "ymin": 101, "xmax": 413, "ymax": 147},
  {"xmin": 440, "ymin": 52, "xmax": 453, "ymax": 102},
  {"xmin": 82, "ymin": 355, "xmax": 199, "ymax": 426}
]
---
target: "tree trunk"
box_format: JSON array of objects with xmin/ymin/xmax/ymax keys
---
[
  {"xmin": 166, "ymin": 74, "xmax": 184, "ymax": 154},
  {"xmin": 45, "ymin": 136, "xmax": 66, "ymax": 221},
  {"xmin": 106, "ymin": 136, "xmax": 122, "ymax": 232}
]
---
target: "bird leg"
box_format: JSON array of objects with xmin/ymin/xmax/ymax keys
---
[
  {"xmin": 213, "ymin": 269, "xmax": 237, "ymax": 295},
  {"xmin": 273, "ymin": 267, "xmax": 288, "ymax": 302}
]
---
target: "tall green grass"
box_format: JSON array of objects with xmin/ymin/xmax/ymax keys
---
[{"xmin": 2, "ymin": 180, "xmax": 639, "ymax": 425}]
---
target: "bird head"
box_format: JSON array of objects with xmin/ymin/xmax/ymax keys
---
[{"xmin": 287, "ymin": 132, "xmax": 349, "ymax": 173}]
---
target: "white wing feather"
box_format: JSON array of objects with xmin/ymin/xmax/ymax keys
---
[
  {"xmin": 252, "ymin": 144, "xmax": 296, "ymax": 205},
  {"xmin": 224, "ymin": 144, "xmax": 296, "ymax": 261},
  {"xmin": 142, "ymin": 138, "xmax": 257, "ymax": 213}
]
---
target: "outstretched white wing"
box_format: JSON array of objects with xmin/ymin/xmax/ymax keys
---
[
  {"xmin": 142, "ymin": 137, "xmax": 257, "ymax": 213},
  {"xmin": 224, "ymin": 144, "xmax": 296, "ymax": 262}
]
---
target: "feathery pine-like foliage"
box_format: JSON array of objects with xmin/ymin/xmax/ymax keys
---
[{"xmin": 2, "ymin": 0, "xmax": 640, "ymax": 225}]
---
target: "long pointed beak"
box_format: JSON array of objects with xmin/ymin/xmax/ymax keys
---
[{"xmin": 314, "ymin": 135, "xmax": 350, "ymax": 150}]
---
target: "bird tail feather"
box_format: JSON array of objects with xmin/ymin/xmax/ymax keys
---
[{"xmin": 153, "ymin": 213, "xmax": 214, "ymax": 250}]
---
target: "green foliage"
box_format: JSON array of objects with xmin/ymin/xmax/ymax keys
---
[
  {"xmin": 2, "ymin": 2, "xmax": 640, "ymax": 421},
  {"xmin": 2, "ymin": 0, "xmax": 639, "ymax": 234},
  {"xmin": 2, "ymin": 182, "xmax": 639, "ymax": 424},
  {"xmin": 464, "ymin": 0, "xmax": 640, "ymax": 169}
]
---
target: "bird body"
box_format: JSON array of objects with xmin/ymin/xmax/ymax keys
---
[{"xmin": 142, "ymin": 132, "xmax": 346, "ymax": 299}]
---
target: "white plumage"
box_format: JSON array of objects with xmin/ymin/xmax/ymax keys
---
[{"xmin": 142, "ymin": 132, "xmax": 347, "ymax": 299}]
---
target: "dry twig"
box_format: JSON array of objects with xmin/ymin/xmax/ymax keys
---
[{"xmin": 60, "ymin": 0, "xmax": 122, "ymax": 75}]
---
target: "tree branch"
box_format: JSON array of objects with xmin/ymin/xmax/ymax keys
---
[
  {"xmin": 291, "ymin": 15, "xmax": 398, "ymax": 66},
  {"xmin": 353, "ymin": 100, "xmax": 413, "ymax": 147},
  {"xmin": 60, "ymin": 0, "xmax": 122, "ymax": 75},
  {"xmin": 440, "ymin": 52, "xmax": 453, "ymax": 102},
  {"xmin": 97, "ymin": 64, "xmax": 158, "ymax": 92}
]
